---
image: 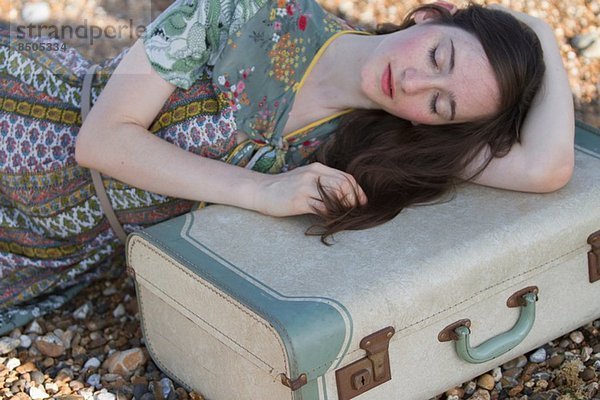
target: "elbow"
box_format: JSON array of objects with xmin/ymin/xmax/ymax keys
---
[
  {"xmin": 531, "ymin": 154, "xmax": 575, "ymax": 193},
  {"xmin": 74, "ymin": 126, "xmax": 94, "ymax": 168},
  {"xmin": 75, "ymin": 119, "xmax": 115, "ymax": 170}
]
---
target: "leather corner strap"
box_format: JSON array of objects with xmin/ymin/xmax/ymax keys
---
[{"xmin": 81, "ymin": 64, "xmax": 128, "ymax": 244}]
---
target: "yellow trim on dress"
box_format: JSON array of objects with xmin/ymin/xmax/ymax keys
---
[
  {"xmin": 229, "ymin": 29, "xmax": 370, "ymax": 152},
  {"xmin": 283, "ymin": 29, "xmax": 369, "ymax": 140}
]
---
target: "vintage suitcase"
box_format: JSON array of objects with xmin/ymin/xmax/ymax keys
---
[{"xmin": 126, "ymin": 121, "xmax": 600, "ymax": 400}]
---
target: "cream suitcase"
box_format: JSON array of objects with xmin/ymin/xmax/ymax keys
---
[{"xmin": 126, "ymin": 121, "xmax": 600, "ymax": 400}]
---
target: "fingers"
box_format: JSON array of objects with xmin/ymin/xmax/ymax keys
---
[{"xmin": 307, "ymin": 163, "xmax": 368, "ymax": 211}]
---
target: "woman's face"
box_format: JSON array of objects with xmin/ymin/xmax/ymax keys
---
[{"xmin": 360, "ymin": 22, "xmax": 502, "ymax": 125}]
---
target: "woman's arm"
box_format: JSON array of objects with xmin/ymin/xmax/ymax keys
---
[
  {"xmin": 75, "ymin": 40, "xmax": 367, "ymax": 217},
  {"xmin": 459, "ymin": 7, "xmax": 575, "ymax": 193},
  {"xmin": 75, "ymin": 39, "xmax": 266, "ymax": 211}
]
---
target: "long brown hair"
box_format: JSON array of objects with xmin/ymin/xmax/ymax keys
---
[{"xmin": 305, "ymin": 3, "xmax": 545, "ymax": 245}]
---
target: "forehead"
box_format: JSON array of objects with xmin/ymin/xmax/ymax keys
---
[{"xmin": 427, "ymin": 25, "xmax": 501, "ymax": 123}]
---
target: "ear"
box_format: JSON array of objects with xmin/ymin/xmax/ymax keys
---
[{"xmin": 414, "ymin": 1, "xmax": 458, "ymax": 24}]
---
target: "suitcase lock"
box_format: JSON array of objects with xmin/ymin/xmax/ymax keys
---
[{"xmin": 335, "ymin": 326, "xmax": 395, "ymax": 400}]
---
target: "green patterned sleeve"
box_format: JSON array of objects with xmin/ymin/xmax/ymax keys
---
[{"xmin": 142, "ymin": 0, "xmax": 267, "ymax": 90}]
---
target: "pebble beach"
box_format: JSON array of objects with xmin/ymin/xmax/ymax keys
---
[{"xmin": 1, "ymin": 0, "xmax": 599, "ymax": 399}]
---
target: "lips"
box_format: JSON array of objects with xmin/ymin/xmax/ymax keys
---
[{"xmin": 381, "ymin": 64, "xmax": 394, "ymax": 99}]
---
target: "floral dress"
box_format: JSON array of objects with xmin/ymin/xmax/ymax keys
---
[{"xmin": 0, "ymin": 0, "xmax": 363, "ymax": 334}]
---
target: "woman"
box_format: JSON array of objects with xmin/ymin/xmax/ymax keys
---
[{"xmin": 0, "ymin": 0, "xmax": 573, "ymax": 332}]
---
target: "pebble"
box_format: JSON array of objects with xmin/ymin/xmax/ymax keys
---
[
  {"xmin": 0, "ymin": 338, "xmax": 21, "ymax": 355},
  {"xmin": 69, "ymin": 380, "xmax": 85, "ymax": 391},
  {"xmin": 508, "ymin": 383, "xmax": 524, "ymax": 396},
  {"xmin": 500, "ymin": 376, "xmax": 519, "ymax": 389},
  {"xmin": 529, "ymin": 347, "xmax": 547, "ymax": 363},
  {"xmin": 35, "ymin": 334, "xmax": 65, "ymax": 358},
  {"xmin": 477, "ymin": 374, "xmax": 495, "ymax": 391},
  {"xmin": 102, "ymin": 373, "xmax": 122, "ymax": 383},
  {"xmin": 580, "ymin": 367, "xmax": 597, "ymax": 381},
  {"xmin": 73, "ymin": 303, "xmax": 93, "ymax": 320},
  {"xmin": 532, "ymin": 371, "xmax": 552, "ymax": 381},
  {"xmin": 18, "ymin": 335, "xmax": 32, "ymax": 349},
  {"xmin": 10, "ymin": 393, "xmax": 32, "ymax": 400},
  {"xmin": 569, "ymin": 331, "xmax": 585, "ymax": 344},
  {"xmin": 160, "ymin": 377, "xmax": 175, "ymax": 399},
  {"xmin": 83, "ymin": 358, "xmax": 102, "ymax": 370},
  {"xmin": 59, "ymin": 330, "xmax": 75, "ymax": 350},
  {"xmin": 44, "ymin": 382, "xmax": 58, "ymax": 394},
  {"xmin": 112, "ymin": 304, "xmax": 126, "ymax": 319},
  {"xmin": 491, "ymin": 367, "xmax": 502, "ymax": 381},
  {"xmin": 133, "ymin": 383, "xmax": 149, "ymax": 399},
  {"xmin": 55, "ymin": 368, "xmax": 75, "ymax": 383},
  {"xmin": 503, "ymin": 355, "xmax": 528, "ymax": 369},
  {"xmin": 86, "ymin": 374, "xmax": 101, "ymax": 389},
  {"xmin": 30, "ymin": 371, "xmax": 45, "ymax": 385},
  {"xmin": 102, "ymin": 286, "xmax": 118, "ymax": 296},
  {"xmin": 95, "ymin": 391, "xmax": 116, "ymax": 400},
  {"xmin": 6, "ymin": 358, "xmax": 21, "ymax": 371},
  {"xmin": 102, "ymin": 348, "xmax": 147, "ymax": 377},
  {"xmin": 503, "ymin": 367, "xmax": 523, "ymax": 378},
  {"xmin": 558, "ymin": 339, "xmax": 571, "ymax": 349},
  {"xmin": 469, "ymin": 389, "xmax": 491, "ymax": 400},
  {"xmin": 547, "ymin": 354, "xmax": 564, "ymax": 368},
  {"xmin": 581, "ymin": 346, "xmax": 594, "ymax": 362},
  {"xmin": 28, "ymin": 386, "xmax": 49, "ymax": 400},
  {"xmin": 445, "ymin": 387, "xmax": 464, "ymax": 398},
  {"xmin": 15, "ymin": 362, "xmax": 35, "ymax": 374},
  {"xmin": 21, "ymin": 1, "xmax": 51, "ymax": 24},
  {"xmin": 571, "ymin": 32, "xmax": 600, "ymax": 59},
  {"xmin": 25, "ymin": 321, "xmax": 43, "ymax": 335}
]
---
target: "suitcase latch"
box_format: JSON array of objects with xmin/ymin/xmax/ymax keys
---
[
  {"xmin": 588, "ymin": 230, "xmax": 600, "ymax": 283},
  {"xmin": 335, "ymin": 326, "xmax": 395, "ymax": 400}
]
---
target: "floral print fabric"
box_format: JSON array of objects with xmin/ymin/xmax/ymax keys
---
[
  {"xmin": 0, "ymin": 32, "xmax": 236, "ymax": 334},
  {"xmin": 0, "ymin": 0, "xmax": 363, "ymax": 334},
  {"xmin": 143, "ymin": 0, "xmax": 366, "ymax": 176}
]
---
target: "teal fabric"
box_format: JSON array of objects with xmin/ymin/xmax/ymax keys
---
[{"xmin": 143, "ymin": 0, "xmax": 365, "ymax": 174}]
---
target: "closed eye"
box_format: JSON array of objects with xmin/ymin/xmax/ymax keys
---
[
  {"xmin": 428, "ymin": 45, "xmax": 438, "ymax": 69},
  {"xmin": 429, "ymin": 92, "xmax": 439, "ymax": 114}
]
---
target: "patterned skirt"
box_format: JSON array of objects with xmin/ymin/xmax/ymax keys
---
[{"xmin": 0, "ymin": 29, "xmax": 239, "ymax": 334}]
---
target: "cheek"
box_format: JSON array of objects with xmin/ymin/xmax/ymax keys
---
[{"xmin": 387, "ymin": 98, "xmax": 433, "ymax": 124}]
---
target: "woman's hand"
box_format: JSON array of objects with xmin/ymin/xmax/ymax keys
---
[{"xmin": 253, "ymin": 162, "xmax": 368, "ymax": 217}]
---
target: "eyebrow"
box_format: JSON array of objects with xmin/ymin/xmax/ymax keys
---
[
  {"xmin": 450, "ymin": 39, "xmax": 455, "ymax": 72},
  {"xmin": 449, "ymin": 40, "xmax": 456, "ymax": 120}
]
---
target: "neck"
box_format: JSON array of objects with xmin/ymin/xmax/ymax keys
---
[{"xmin": 304, "ymin": 33, "xmax": 383, "ymax": 112}]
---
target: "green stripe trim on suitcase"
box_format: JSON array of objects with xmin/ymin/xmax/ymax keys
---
[{"xmin": 136, "ymin": 212, "xmax": 353, "ymax": 400}]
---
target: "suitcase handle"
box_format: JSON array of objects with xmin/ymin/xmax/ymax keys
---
[{"xmin": 438, "ymin": 289, "xmax": 538, "ymax": 364}]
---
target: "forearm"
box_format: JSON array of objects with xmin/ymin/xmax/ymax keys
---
[
  {"xmin": 519, "ymin": 23, "xmax": 575, "ymax": 176},
  {"xmin": 75, "ymin": 123, "xmax": 263, "ymax": 212}
]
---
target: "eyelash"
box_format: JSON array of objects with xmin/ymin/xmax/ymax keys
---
[
  {"xmin": 429, "ymin": 45, "xmax": 439, "ymax": 115},
  {"xmin": 429, "ymin": 45, "xmax": 438, "ymax": 68},
  {"xmin": 430, "ymin": 92, "xmax": 439, "ymax": 114}
]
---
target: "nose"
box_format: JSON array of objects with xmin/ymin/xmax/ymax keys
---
[{"xmin": 399, "ymin": 68, "xmax": 440, "ymax": 95}]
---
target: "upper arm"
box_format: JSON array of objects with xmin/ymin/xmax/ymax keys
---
[
  {"xmin": 75, "ymin": 39, "xmax": 177, "ymax": 166},
  {"xmin": 459, "ymin": 142, "xmax": 574, "ymax": 193}
]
